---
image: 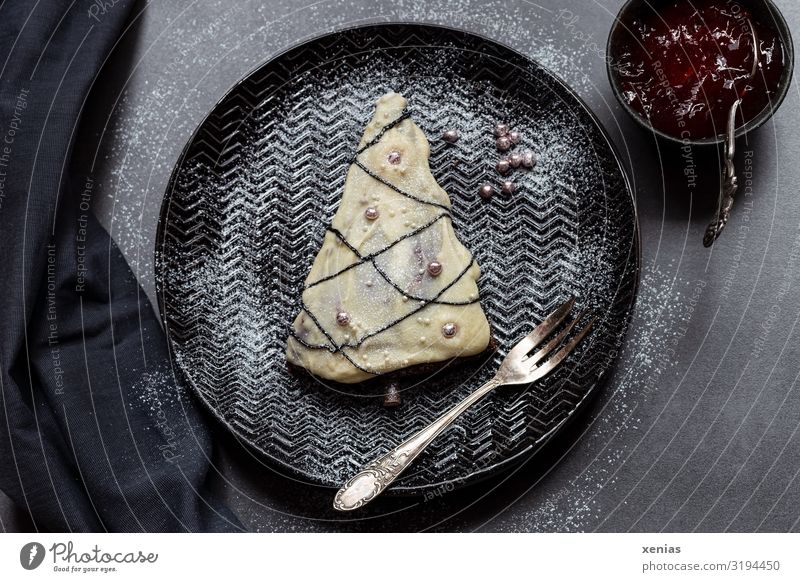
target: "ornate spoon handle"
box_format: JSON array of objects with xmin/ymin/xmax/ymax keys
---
[
  {"xmin": 333, "ymin": 377, "xmax": 502, "ymax": 511},
  {"xmin": 703, "ymin": 98, "xmax": 740, "ymax": 247},
  {"xmin": 703, "ymin": 18, "xmax": 757, "ymax": 248}
]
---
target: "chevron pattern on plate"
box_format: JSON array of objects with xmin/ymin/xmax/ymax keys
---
[{"xmin": 156, "ymin": 24, "xmax": 639, "ymax": 493}]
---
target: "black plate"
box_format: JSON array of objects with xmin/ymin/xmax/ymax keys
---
[{"xmin": 155, "ymin": 23, "xmax": 640, "ymax": 494}]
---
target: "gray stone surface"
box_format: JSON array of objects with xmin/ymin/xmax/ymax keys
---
[{"xmin": 13, "ymin": 0, "xmax": 799, "ymax": 531}]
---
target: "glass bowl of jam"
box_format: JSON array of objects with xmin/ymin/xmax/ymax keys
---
[{"xmin": 607, "ymin": 0, "xmax": 794, "ymax": 144}]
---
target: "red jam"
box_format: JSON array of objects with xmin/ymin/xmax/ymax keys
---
[{"xmin": 613, "ymin": 0, "xmax": 786, "ymax": 140}]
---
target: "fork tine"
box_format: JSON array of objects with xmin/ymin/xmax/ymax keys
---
[
  {"xmin": 527, "ymin": 315, "xmax": 595, "ymax": 381},
  {"xmin": 506, "ymin": 297, "xmax": 575, "ymax": 361},
  {"xmin": 524, "ymin": 309, "xmax": 585, "ymax": 368}
]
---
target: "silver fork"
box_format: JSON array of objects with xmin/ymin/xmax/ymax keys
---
[{"xmin": 333, "ymin": 297, "xmax": 594, "ymax": 511}]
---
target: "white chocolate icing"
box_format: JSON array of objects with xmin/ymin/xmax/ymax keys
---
[{"xmin": 286, "ymin": 92, "xmax": 490, "ymax": 383}]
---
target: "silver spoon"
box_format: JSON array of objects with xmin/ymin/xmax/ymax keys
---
[{"xmin": 704, "ymin": 18, "xmax": 759, "ymax": 247}]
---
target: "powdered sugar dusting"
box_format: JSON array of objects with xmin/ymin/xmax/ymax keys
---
[
  {"xmin": 154, "ymin": 23, "xmax": 636, "ymax": 494},
  {"xmin": 490, "ymin": 263, "xmax": 702, "ymax": 531}
]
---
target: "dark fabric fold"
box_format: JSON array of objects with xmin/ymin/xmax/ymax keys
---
[{"xmin": 0, "ymin": 0, "xmax": 241, "ymax": 532}]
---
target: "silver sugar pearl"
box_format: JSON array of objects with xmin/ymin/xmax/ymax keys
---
[
  {"xmin": 508, "ymin": 130, "xmax": 521, "ymax": 145},
  {"xmin": 442, "ymin": 322, "xmax": 458, "ymax": 338},
  {"xmin": 336, "ymin": 311, "xmax": 351, "ymax": 326},
  {"xmin": 493, "ymin": 123, "xmax": 509, "ymax": 137},
  {"xmin": 365, "ymin": 207, "xmax": 379, "ymax": 220},
  {"xmin": 501, "ymin": 180, "xmax": 517, "ymax": 195},
  {"xmin": 442, "ymin": 129, "xmax": 459, "ymax": 144},
  {"xmin": 387, "ymin": 150, "xmax": 402, "ymax": 165},
  {"xmin": 496, "ymin": 136, "xmax": 512, "ymax": 152},
  {"xmin": 479, "ymin": 183, "xmax": 494, "ymax": 199},
  {"xmin": 495, "ymin": 158, "xmax": 511, "ymax": 175},
  {"xmin": 427, "ymin": 261, "xmax": 443, "ymax": 277},
  {"xmin": 508, "ymin": 153, "xmax": 522, "ymax": 168},
  {"xmin": 521, "ymin": 150, "xmax": 537, "ymax": 168}
]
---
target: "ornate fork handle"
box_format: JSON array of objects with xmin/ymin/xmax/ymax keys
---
[
  {"xmin": 333, "ymin": 298, "xmax": 594, "ymax": 511},
  {"xmin": 333, "ymin": 377, "xmax": 502, "ymax": 511}
]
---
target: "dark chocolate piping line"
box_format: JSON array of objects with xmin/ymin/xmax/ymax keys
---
[
  {"xmin": 291, "ymin": 301, "xmax": 374, "ymax": 374},
  {"xmin": 326, "ymin": 227, "xmax": 480, "ymax": 306},
  {"xmin": 304, "ymin": 213, "xmax": 451, "ymax": 288},
  {"xmin": 352, "ymin": 107, "xmax": 449, "ymax": 212},
  {"xmin": 352, "ymin": 159, "xmax": 451, "ymax": 212},
  {"xmin": 354, "ymin": 110, "xmax": 410, "ymax": 155},
  {"xmin": 291, "ymin": 108, "xmax": 480, "ymax": 374},
  {"xmin": 291, "ymin": 256, "xmax": 476, "ymax": 353}
]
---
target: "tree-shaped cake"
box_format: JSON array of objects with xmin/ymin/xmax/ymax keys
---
[{"xmin": 287, "ymin": 92, "xmax": 490, "ymax": 384}]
